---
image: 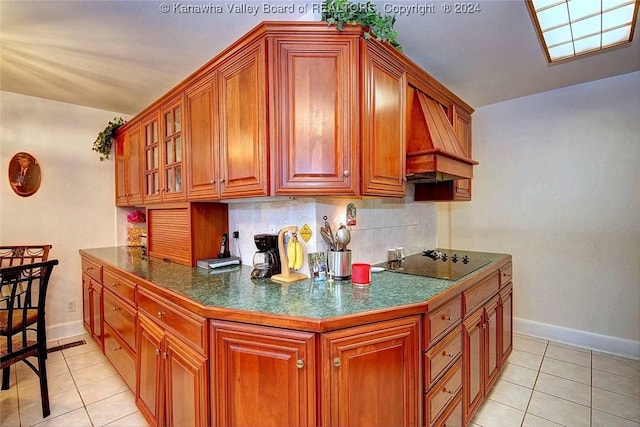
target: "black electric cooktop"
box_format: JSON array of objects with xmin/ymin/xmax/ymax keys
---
[{"xmin": 375, "ymin": 249, "xmax": 491, "ymax": 280}]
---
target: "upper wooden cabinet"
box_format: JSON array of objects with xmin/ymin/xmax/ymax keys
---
[
  {"xmin": 360, "ymin": 40, "xmax": 406, "ymax": 196},
  {"xmin": 217, "ymin": 39, "xmax": 269, "ymax": 198},
  {"xmin": 115, "ymin": 123, "xmax": 143, "ymax": 206},
  {"xmin": 141, "ymin": 98, "xmax": 186, "ymax": 204},
  {"xmin": 271, "ymin": 31, "xmax": 359, "ymax": 195},
  {"xmin": 116, "ymin": 22, "xmax": 475, "ymax": 202}
]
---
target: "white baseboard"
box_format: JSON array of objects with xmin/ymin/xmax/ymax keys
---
[
  {"xmin": 514, "ymin": 316, "xmax": 640, "ymax": 360},
  {"xmin": 47, "ymin": 320, "xmax": 87, "ymax": 342}
]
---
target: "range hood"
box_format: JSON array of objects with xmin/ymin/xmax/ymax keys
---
[{"xmin": 405, "ymin": 88, "xmax": 478, "ymax": 183}]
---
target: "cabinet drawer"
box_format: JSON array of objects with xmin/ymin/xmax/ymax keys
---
[
  {"xmin": 138, "ymin": 289, "xmax": 206, "ymax": 351},
  {"xmin": 500, "ymin": 262, "xmax": 513, "ymax": 287},
  {"xmin": 433, "ymin": 392, "xmax": 462, "ymax": 427},
  {"xmin": 104, "ymin": 323, "xmax": 136, "ymax": 391},
  {"xmin": 103, "ymin": 289, "xmax": 136, "ymax": 351},
  {"xmin": 103, "ymin": 269, "xmax": 136, "ymax": 305},
  {"xmin": 81, "ymin": 258, "xmax": 102, "ymax": 282},
  {"xmin": 424, "ymin": 325, "xmax": 462, "ymax": 390},
  {"xmin": 425, "ymin": 359, "xmax": 462, "ymax": 426},
  {"xmin": 426, "ymin": 295, "xmax": 461, "ymax": 347},
  {"xmin": 463, "ymin": 272, "xmax": 499, "ymax": 316}
]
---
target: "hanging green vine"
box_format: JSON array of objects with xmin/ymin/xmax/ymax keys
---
[
  {"xmin": 92, "ymin": 117, "xmax": 125, "ymax": 161},
  {"xmin": 321, "ymin": 0, "xmax": 402, "ymax": 50}
]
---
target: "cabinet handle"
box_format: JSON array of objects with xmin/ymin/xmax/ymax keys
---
[
  {"xmin": 296, "ymin": 359, "xmax": 304, "ymax": 369},
  {"xmin": 343, "ymin": 170, "xmax": 350, "ymax": 177},
  {"xmin": 220, "ymin": 179, "xmax": 226, "ymax": 183},
  {"xmin": 112, "ymin": 307, "xmax": 120, "ymax": 312},
  {"xmin": 333, "ymin": 357, "xmax": 341, "ymax": 367},
  {"xmin": 162, "ymin": 352, "xmax": 168, "ymax": 359},
  {"xmin": 210, "ymin": 180, "xmax": 216, "ymax": 184},
  {"xmin": 155, "ymin": 349, "xmax": 161, "ymax": 355},
  {"xmin": 111, "ymin": 282, "xmax": 119, "ymax": 287},
  {"xmin": 442, "ymin": 351, "xmax": 455, "ymax": 358},
  {"xmin": 113, "ymin": 346, "xmax": 121, "ymax": 352},
  {"xmin": 442, "ymin": 386, "xmax": 455, "ymax": 395},
  {"xmin": 442, "ymin": 315, "xmax": 454, "ymax": 322},
  {"xmin": 157, "ymin": 311, "xmax": 166, "ymax": 317}
]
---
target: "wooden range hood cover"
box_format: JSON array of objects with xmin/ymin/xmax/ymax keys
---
[{"xmin": 406, "ymin": 89, "xmax": 478, "ymax": 182}]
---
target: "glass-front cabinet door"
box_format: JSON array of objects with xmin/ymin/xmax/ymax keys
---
[
  {"xmin": 142, "ymin": 113, "xmax": 161, "ymax": 203},
  {"xmin": 161, "ymin": 99, "xmax": 185, "ymax": 201}
]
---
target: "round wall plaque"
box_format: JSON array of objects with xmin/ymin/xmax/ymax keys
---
[{"xmin": 8, "ymin": 152, "xmax": 41, "ymax": 197}]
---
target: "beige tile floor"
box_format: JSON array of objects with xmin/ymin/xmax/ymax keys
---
[{"xmin": 1, "ymin": 332, "xmax": 639, "ymax": 426}]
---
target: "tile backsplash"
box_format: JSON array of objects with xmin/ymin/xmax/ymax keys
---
[{"xmin": 228, "ymin": 187, "xmax": 437, "ymax": 275}]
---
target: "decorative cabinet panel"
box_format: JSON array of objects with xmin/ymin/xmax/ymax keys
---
[
  {"xmin": 217, "ymin": 40, "xmax": 269, "ymax": 198},
  {"xmin": 321, "ymin": 316, "xmax": 420, "ymax": 427},
  {"xmin": 271, "ymin": 33, "xmax": 359, "ymax": 196},
  {"xmin": 360, "ymin": 39, "xmax": 406, "ymax": 196},
  {"xmin": 115, "ymin": 123, "xmax": 143, "ymax": 206},
  {"xmin": 210, "ymin": 320, "xmax": 316, "ymax": 427}
]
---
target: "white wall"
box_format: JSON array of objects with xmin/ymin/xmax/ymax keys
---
[
  {"xmin": 439, "ymin": 72, "xmax": 640, "ymax": 358},
  {"xmin": 0, "ymin": 91, "xmax": 125, "ymax": 340}
]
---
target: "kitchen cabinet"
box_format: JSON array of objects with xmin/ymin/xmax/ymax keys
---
[
  {"xmin": 142, "ymin": 98, "xmax": 186, "ymax": 204},
  {"xmin": 146, "ymin": 202, "xmax": 228, "ymax": 267},
  {"xmin": 321, "ymin": 316, "xmax": 420, "ymax": 427},
  {"xmin": 102, "ymin": 268, "xmax": 138, "ymax": 391},
  {"xmin": 271, "ymin": 32, "xmax": 359, "ymax": 196},
  {"xmin": 462, "ymin": 271, "xmax": 502, "ymax": 424},
  {"xmin": 360, "ymin": 39, "xmax": 407, "ymax": 196},
  {"xmin": 81, "ymin": 257, "xmax": 103, "ymax": 350},
  {"xmin": 115, "ymin": 122, "xmax": 143, "ymax": 206},
  {"xmin": 136, "ymin": 288, "xmax": 209, "ymax": 427},
  {"xmin": 185, "ymin": 75, "xmax": 219, "ymax": 200},
  {"xmin": 217, "ymin": 39, "xmax": 269, "ymax": 198},
  {"xmin": 210, "ymin": 320, "xmax": 316, "ymax": 427}
]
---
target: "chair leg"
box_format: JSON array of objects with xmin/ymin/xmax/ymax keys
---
[
  {"xmin": 1, "ymin": 366, "xmax": 10, "ymax": 390},
  {"xmin": 37, "ymin": 348, "xmax": 50, "ymax": 418}
]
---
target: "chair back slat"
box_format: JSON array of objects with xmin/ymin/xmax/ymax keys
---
[{"xmin": 0, "ymin": 245, "xmax": 52, "ymax": 268}]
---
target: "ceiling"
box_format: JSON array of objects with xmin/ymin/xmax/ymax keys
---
[{"xmin": 1, "ymin": 0, "xmax": 639, "ymax": 116}]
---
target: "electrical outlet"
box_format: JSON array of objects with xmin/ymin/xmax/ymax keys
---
[
  {"xmin": 66, "ymin": 299, "xmax": 76, "ymax": 312},
  {"xmin": 232, "ymin": 231, "xmax": 239, "ymax": 239}
]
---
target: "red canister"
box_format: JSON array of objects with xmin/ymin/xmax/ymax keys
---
[{"xmin": 351, "ymin": 263, "xmax": 371, "ymax": 285}]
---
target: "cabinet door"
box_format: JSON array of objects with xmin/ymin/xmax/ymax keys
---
[
  {"xmin": 322, "ymin": 316, "xmax": 420, "ymax": 427},
  {"xmin": 361, "ymin": 40, "xmax": 406, "ymax": 197},
  {"xmin": 500, "ymin": 284, "xmax": 513, "ymax": 366},
  {"xmin": 136, "ymin": 314, "xmax": 164, "ymax": 426},
  {"xmin": 142, "ymin": 113, "xmax": 162, "ymax": 203},
  {"xmin": 485, "ymin": 295, "xmax": 500, "ymax": 391},
  {"xmin": 90, "ymin": 281, "xmax": 103, "ymax": 350},
  {"xmin": 218, "ymin": 40, "xmax": 269, "ymax": 198},
  {"xmin": 82, "ymin": 273, "xmax": 91, "ymax": 332},
  {"xmin": 186, "ymin": 75, "xmax": 219, "ymax": 200},
  {"xmin": 462, "ymin": 309, "xmax": 483, "ymax": 424},
  {"xmin": 165, "ymin": 333, "xmax": 209, "ymax": 427},
  {"xmin": 452, "ymin": 107, "xmax": 472, "ymax": 200},
  {"xmin": 116, "ymin": 124, "xmax": 142, "ymax": 206},
  {"xmin": 161, "ymin": 98, "xmax": 186, "ymax": 202},
  {"xmin": 211, "ymin": 320, "xmax": 316, "ymax": 427},
  {"xmin": 272, "ymin": 35, "xmax": 358, "ymax": 195}
]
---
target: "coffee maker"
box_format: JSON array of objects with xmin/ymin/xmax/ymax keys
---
[{"xmin": 251, "ymin": 234, "xmax": 281, "ymax": 278}]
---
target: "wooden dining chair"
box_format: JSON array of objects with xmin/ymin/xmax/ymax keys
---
[{"xmin": 0, "ymin": 259, "xmax": 58, "ymax": 418}]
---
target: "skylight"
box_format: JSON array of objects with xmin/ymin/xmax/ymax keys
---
[{"xmin": 525, "ymin": 0, "xmax": 639, "ymax": 62}]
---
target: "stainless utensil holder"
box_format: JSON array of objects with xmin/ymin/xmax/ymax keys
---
[{"xmin": 328, "ymin": 250, "xmax": 351, "ymax": 280}]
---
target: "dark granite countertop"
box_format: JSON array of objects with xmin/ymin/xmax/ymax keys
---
[{"xmin": 80, "ymin": 247, "xmax": 510, "ymax": 326}]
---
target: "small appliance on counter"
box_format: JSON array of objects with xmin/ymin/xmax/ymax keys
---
[
  {"xmin": 251, "ymin": 233, "xmax": 281, "ymax": 278},
  {"xmin": 196, "ymin": 233, "xmax": 241, "ymax": 270}
]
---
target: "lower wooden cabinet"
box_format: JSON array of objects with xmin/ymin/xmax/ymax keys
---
[
  {"xmin": 210, "ymin": 320, "xmax": 316, "ymax": 427},
  {"xmin": 137, "ymin": 313, "xmax": 209, "ymax": 427},
  {"xmin": 321, "ymin": 316, "xmax": 421, "ymax": 427}
]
